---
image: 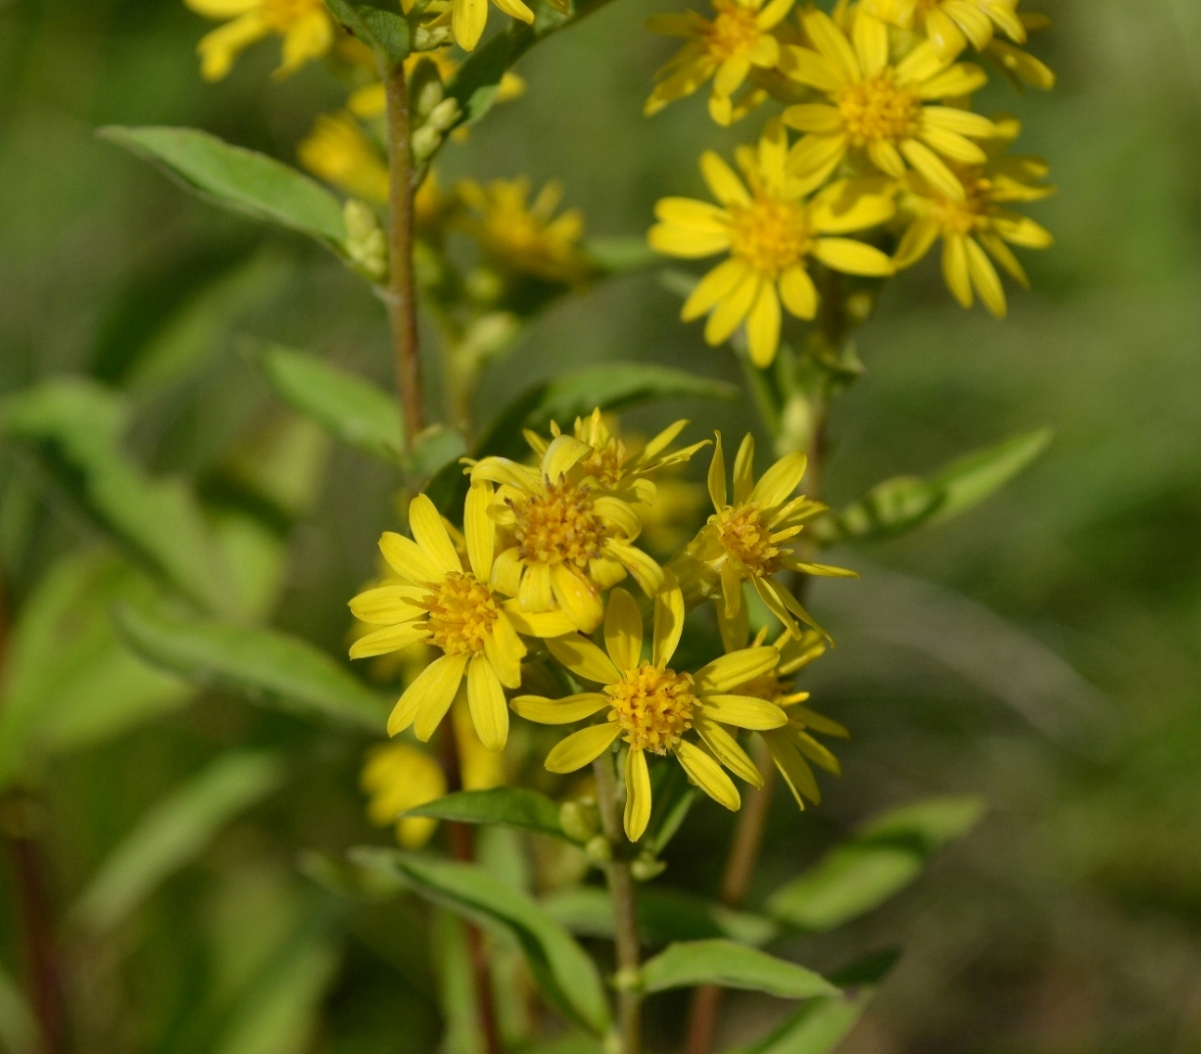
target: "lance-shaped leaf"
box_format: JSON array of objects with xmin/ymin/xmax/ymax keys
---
[
  {"xmin": 0, "ymin": 378, "xmax": 236, "ymax": 615},
  {"xmin": 259, "ymin": 345, "xmax": 403, "ymax": 464},
  {"xmin": 639, "ymin": 940, "xmax": 838, "ymax": 999},
  {"xmin": 731, "ymin": 951, "xmax": 899, "ymax": 1054},
  {"xmin": 404, "ymin": 789, "xmax": 570, "ymax": 841},
  {"xmin": 814, "ymin": 428, "xmax": 1052, "ymax": 546},
  {"xmin": 113, "ymin": 604, "xmax": 389, "ymax": 733},
  {"xmin": 767, "ymin": 797, "xmax": 985, "ymax": 932},
  {"xmin": 73, "ymin": 751, "xmax": 284, "ymax": 933},
  {"xmin": 324, "ymin": 0, "xmax": 409, "ymax": 68},
  {"xmin": 350, "ymin": 848, "xmax": 611, "ymax": 1036},
  {"xmin": 99, "ymin": 126, "xmax": 348, "ymax": 255}
]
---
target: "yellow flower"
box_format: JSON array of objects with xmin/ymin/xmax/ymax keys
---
[
  {"xmin": 184, "ymin": 0, "xmax": 333, "ymax": 81},
  {"xmin": 643, "ymin": 0, "xmax": 796, "ymax": 126},
  {"xmin": 471, "ymin": 435, "xmax": 666, "ymax": 634},
  {"xmin": 513, "ymin": 579, "xmax": 787, "ymax": 840},
  {"xmin": 861, "ymin": 0, "xmax": 1026, "ymax": 59},
  {"xmin": 682, "ymin": 433, "xmax": 855, "ymax": 638},
  {"xmin": 892, "ymin": 117, "xmax": 1054, "ymax": 317},
  {"xmin": 523, "ymin": 409, "xmax": 710, "ymax": 506},
  {"xmin": 298, "ymin": 112, "xmax": 389, "ymax": 205},
  {"xmin": 985, "ymin": 13, "xmax": 1055, "ymax": 91},
  {"xmin": 457, "ymin": 178, "xmax": 594, "ymax": 287},
  {"xmin": 649, "ymin": 121, "xmax": 895, "ymax": 367},
  {"xmin": 348, "ymin": 487, "xmax": 555, "ymax": 752},
  {"xmin": 780, "ymin": 8, "xmax": 997, "ymax": 202},
  {"xmin": 439, "ymin": 0, "xmax": 542, "ymax": 53}
]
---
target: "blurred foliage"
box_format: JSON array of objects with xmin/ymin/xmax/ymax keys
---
[{"xmin": 1, "ymin": 0, "xmax": 1200, "ymax": 1052}]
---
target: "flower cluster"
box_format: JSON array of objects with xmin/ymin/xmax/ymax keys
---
[
  {"xmin": 648, "ymin": 1, "xmax": 1057, "ymax": 364},
  {"xmin": 349, "ymin": 413, "xmax": 850, "ymax": 841}
]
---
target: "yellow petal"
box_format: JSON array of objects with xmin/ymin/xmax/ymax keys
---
[
  {"xmin": 682, "ymin": 258, "xmax": 750, "ymax": 322},
  {"xmin": 694, "ymin": 718, "xmax": 763, "ymax": 787},
  {"xmin": 547, "ymin": 634, "xmax": 622, "ymax": 685},
  {"xmin": 700, "ymin": 694, "xmax": 788, "ymax": 729},
  {"xmin": 593, "ymin": 496, "xmax": 641, "ymax": 539},
  {"xmin": 185, "ymin": 0, "xmax": 258, "ymax": 15},
  {"xmin": 501, "ymin": 601, "xmax": 578, "ymax": 638},
  {"xmin": 484, "ymin": 613, "xmax": 526, "ymax": 688},
  {"xmin": 699, "ymin": 151, "xmax": 752, "ymax": 207},
  {"xmin": 409, "ymin": 494, "xmax": 463, "ymax": 576},
  {"xmin": 471, "ymin": 457, "xmax": 541, "ymax": 491},
  {"xmin": 779, "ymin": 45, "xmax": 847, "ymax": 92},
  {"xmin": 852, "ymin": 10, "xmax": 889, "ymax": 77},
  {"xmin": 721, "ymin": 558, "xmax": 743, "ymax": 622},
  {"xmin": 452, "ymin": 0, "xmax": 488, "ymax": 50},
  {"xmin": 648, "ymin": 223, "xmax": 731, "ymax": 259},
  {"xmin": 519, "ymin": 561, "xmax": 555, "ymax": 612},
  {"xmin": 966, "ymin": 236, "xmax": 1007, "ymax": 318},
  {"xmin": 491, "ymin": 0, "xmax": 535, "ymax": 21},
  {"xmin": 914, "ymin": 61, "xmax": 988, "ymax": 98},
  {"xmin": 808, "ymin": 180, "xmax": 896, "ymax": 234},
  {"xmin": 605, "ymin": 588, "xmax": 644, "ymax": 671},
  {"xmin": 785, "ymin": 133, "xmax": 848, "ymax": 184},
  {"xmin": 992, "ymin": 212, "xmax": 1054, "ymax": 248},
  {"xmin": 465, "ymin": 481, "xmax": 495, "ymax": 582},
  {"xmin": 793, "ymin": 729, "xmax": 841, "ymax": 775},
  {"xmin": 782, "ymin": 103, "xmax": 843, "ymax": 134},
  {"xmin": 713, "ymin": 593, "xmax": 749, "ymax": 654},
  {"xmin": 900, "ymin": 139, "xmax": 965, "ymax": 201},
  {"xmin": 511, "ymin": 693, "xmax": 610, "ymax": 724},
  {"xmin": 704, "ymin": 271, "xmax": 760, "ymax": 345},
  {"xmin": 545, "ymin": 722, "xmax": 622, "ymax": 773},
  {"xmin": 655, "ymin": 197, "xmax": 730, "ymax": 234},
  {"xmin": 731, "ymin": 433, "xmax": 754, "ymax": 505},
  {"xmin": 348, "ymin": 585, "xmax": 428, "ymax": 625},
  {"xmin": 778, "ymin": 265, "xmax": 817, "ymax": 319},
  {"xmin": 749, "ymin": 450, "xmax": 807, "ymax": 508},
  {"xmin": 942, "ymin": 233, "xmax": 973, "ymax": 307},
  {"xmin": 694, "ymin": 646, "xmax": 779, "ymax": 692},
  {"xmin": 978, "ymin": 231, "xmax": 1029, "ymax": 287},
  {"xmin": 195, "ymin": 13, "xmax": 268, "ymax": 81},
  {"xmin": 675, "ymin": 740, "xmax": 740, "ymax": 811},
  {"xmin": 542, "ymin": 434, "xmax": 592, "ymax": 482},
  {"xmin": 893, "ymin": 218, "xmax": 941, "ymax": 269},
  {"xmin": 764, "ymin": 729, "xmax": 820, "ymax": 807},
  {"xmin": 921, "ymin": 105, "xmax": 996, "ymax": 138},
  {"xmin": 277, "ymin": 10, "xmax": 332, "ymax": 77},
  {"xmin": 605, "ymin": 540, "xmax": 665, "ymax": 597},
  {"xmin": 390, "ymin": 653, "xmax": 468, "ymax": 738},
  {"xmin": 811, "ymin": 237, "xmax": 895, "ymax": 277},
  {"xmin": 379, "ymin": 531, "xmax": 443, "ymax": 586},
  {"xmin": 943, "ymin": 0, "xmax": 991, "ymax": 49},
  {"xmin": 745, "ymin": 281, "xmax": 781, "ymax": 368},
  {"xmin": 349, "ymin": 621, "xmax": 431, "ymax": 659},
  {"xmin": 551, "ymin": 565, "xmax": 604, "ymax": 633},
  {"xmin": 707, "ymin": 432, "xmax": 727, "ymax": 511},
  {"xmin": 652, "ymin": 571, "xmax": 685, "ymax": 669},
  {"xmin": 714, "ymin": 54, "xmax": 751, "ymax": 96},
  {"xmin": 866, "ymin": 138, "xmax": 907, "ymax": 179},
  {"xmin": 917, "ymin": 125, "xmax": 987, "ymax": 165},
  {"xmin": 624, "ymin": 748, "xmax": 652, "ymax": 840},
  {"xmin": 800, "ymin": 7, "xmax": 860, "ymax": 81},
  {"xmin": 923, "ymin": 4, "xmax": 966, "ymax": 57},
  {"xmin": 467, "ymin": 653, "xmax": 508, "ymax": 752}
]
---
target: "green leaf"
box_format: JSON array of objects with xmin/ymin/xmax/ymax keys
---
[
  {"xmin": 350, "ymin": 848, "xmax": 611, "ymax": 1036},
  {"xmin": 259, "ymin": 344, "xmax": 403, "ymax": 463},
  {"xmin": 732, "ymin": 951, "xmax": 899, "ymax": 1054},
  {"xmin": 543, "ymin": 886, "xmax": 776, "ymax": 947},
  {"xmin": 113, "ymin": 604, "xmax": 389, "ymax": 733},
  {"xmin": 639, "ymin": 940, "xmax": 838, "ymax": 999},
  {"xmin": 584, "ymin": 237, "xmax": 659, "ymax": 276},
  {"xmin": 99, "ymin": 126, "xmax": 347, "ymax": 254},
  {"xmin": 404, "ymin": 789, "xmax": 570, "ymax": 841},
  {"xmin": 0, "ymin": 378, "xmax": 236, "ymax": 615},
  {"xmin": 767, "ymin": 797, "xmax": 985, "ymax": 932},
  {"xmin": 324, "ymin": 0, "xmax": 410, "ymax": 67},
  {"xmin": 73, "ymin": 751, "xmax": 284, "ymax": 932},
  {"xmin": 814, "ymin": 428, "xmax": 1052, "ymax": 546}
]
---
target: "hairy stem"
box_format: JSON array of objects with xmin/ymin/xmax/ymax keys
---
[
  {"xmin": 593, "ymin": 752, "xmax": 641, "ymax": 1054},
  {"xmin": 381, "ymin": 58, "xmax": 423, "ymax": 448}
]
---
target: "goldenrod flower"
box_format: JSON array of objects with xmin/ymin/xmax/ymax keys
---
[
  {"xmin": 780, "ymin": 9, "xmax": 997, "ymax": 202},
  {"xmin": 457, "ymin": 178, "xmax": 593, "ymax": 287},
  {"xmin": 434, "ymin": 0, "xmax": 540, "ymax": 53},
  {"xmin": 513, "ymin": 579, "xmax": 787, "ymax": 840},
  {"xmin": 523, "ymin": 409, "xmax": 709, "ymax": 506},
  {"xmin": 985, "ymin": 13, "xmax": 1054, "ymax": 91},
  {"xmin": 649, "ymin": 121, "xmax": 895, "ymax": 367},
  {"xmin": 861, "ymin": 0, "xmax": 1025, "ymax": 59},
  {"xmin": 471, "ymin": 435, "xmax": 666, "ymax": 634},
  {"xmin": 298, "ymin": 112, "xmax": 389, "ymax": 205},
  {"xmin": 349, "ymin": 487, "xmax": 550, "ymax": 752},
  {"xmin": 184, "ymin": 0, "xmax": 333, "ymax": 81},
  {"xmin": 683, "ymin": 433, "xmax": 854, "ymax": 638},
  {"xmin": 644, "ymin": 0, "xmax": 795, "ymax": 126},
  {"xmin": 892, "ymin": 118, "xmax": 1054, "ymax": 317}
]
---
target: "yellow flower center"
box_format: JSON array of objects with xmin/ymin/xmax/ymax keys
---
[
  {"xmin": 606, "ymin": 664, "xmax": 699, "ymax": 754},
  {"xmin": 729, "ymin": 196, "xmax": 811, "ymax": 277},
  {"xmin": 512, "ymin": 481, "xmax": 605, "ymax": 567},
  {"xmin": 837, "ymin": 73, "xmax": 921, "ymax": 146},
  {"xmin": 930, "ymin": 175, "xmax": 989, "ymax": 235},
  {"xmin": 261, "ymin": 0, "xmax": 324, "ymax": 29},
  {"xmin": 706, "ymin": 0, "xmax": 762, "ymax": 60},
  {"xmin": 712, "ymin": 503, "xmax": 780, "ymax": 575},
  {"xmin": 737, "ymin": 670, "xmax": 783, "ymax": 701},
  {"xmin": 583, "ymin": 440, "xmax": 628, "ymax": 490},
  {"xmin": 423, "ymin": 572, "xmax": 499, "ymax": 656}
]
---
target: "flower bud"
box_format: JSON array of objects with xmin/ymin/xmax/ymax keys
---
[
  {"xmin": 411, "ymin": 124, "xmax": 442, "ymax": 162},
  {"xmin": 584, "ymin": 834, "xmax": 612, "ymax": 866},
  {"xmin": 415, "ymin": 78, "xmax": 444, "ymax": 119},
  {"xmin": 413, "ymin": 25, "xmax": 452, "ymax": 50},
  {"xmin": 559, "ymin": 798, "xmax": 600, "ymax": 843},
  {"xmin": 427, "ymin": 98, "xmax": 461, "ymax": 132},
  {"xmin": 631, "ymin": 853, "xmax": 666, "ymax": 882},
  {"xmin": 342, "ymin": 200, "xmax": 387, "ymax": 282}
]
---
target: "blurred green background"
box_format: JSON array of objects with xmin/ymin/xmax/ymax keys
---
[{"xmin": 2, "ymin": 0, "xmax": 1201, "ymax": 1051}]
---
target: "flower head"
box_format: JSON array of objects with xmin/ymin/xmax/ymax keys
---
[
  {"xmin": 892, "ymin": 117, "xmax": 1054, "ymax": 317},
  {"xmin": 684, "ymin": 433, "xmax": 855, "ymax": 638},
  {"xmin": 299, "ymin": 112, "xmax": 389, "ymax": 204},
  {"xmin": 523, "ymin": 409, "xmax": 710, "ymax": 506},
  {"xmin": 644, "ymin": 0, "xmax": 796, "ymax": 126},
  {"xmin": 349, "ymin": 487, "xmax": 562, "ymax": 752},
  {"xmin": 513, "ymin": 578, "xmax": 788, "ymax": 839},
  {"xmin": 862, "ymin": 0, "xmax": 1026, "ymax": 59},
  {"xmin": 457, "ymin": 178, "xmax": 594, "ymax": 287},
  {"xmin": 649, "ymin": 121, "xmax": 895, "ymax": 367},
  {"xmin": 185, "ymin": 0, "xmax": 333, "ymax": 81},
  {"xmin": 780, "ymin": 9, "xmax": 998, "ymax": 203},
  {"xmin": 471, "ymin": 434, "xmax": 667, "ymax": 634}
]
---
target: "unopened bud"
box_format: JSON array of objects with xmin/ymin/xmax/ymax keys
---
[
  {"xmin": 415, "ymin": 78, "xmax": 444, "ymax": 118},
  {"xmin": 414, "ymin": 24, "xmax": 452, "ymax": 50},
  {"xmin": 631, "ymin": 853, "xmax": 666, "ymax": 882},
  {"xmin": 427, "ymin": 97, "xmax": 461, "ymax": 132},
  {"xmin": 559, "ymin": 799, "xmax": 600, "ymax": 843},
  {"xmin": 584, "ymin": 834, "xmax": 612, "ymax": 866},
  {"xmin": 411, "ymin": 124, "xmax": 442, "ymax": 162},
  {"xmin": 342, "ymin": 200, "xmax": 387, "ymax": 282}
]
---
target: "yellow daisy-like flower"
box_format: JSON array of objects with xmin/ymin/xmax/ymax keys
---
[
  {"xmin": 184, "ymin": 0, "xmax": 333, "ymax": 81},
  {"xmin": 681, "ymin": 433, "xmax": 855, "ymax": 638},
  {"xmin": 513, "ymin": 578, "xmax": 787, "ymax": 840},
  {"xmin": 348, "ymin": 487, "xmax": 562, "ymax": 752},
  {"xmin": 861, "ymin": 0, "xmax": 1025, "ymax": 59},
  {"xmin": 892, "ymin": 118, "xmax": 1054, "ymax": 317},
  {"xmin": 780, "ymin": 8, "xmax": 997, "ymax": 203},
  {"xmin": 441, "ymin": 0, "xmax": 542, "ymax": 53},
  {"xmin": 298, "ymin": 112, "xmax": 389, "ymax": 205},
  {"xmin": 644, "ymin": 0, "xmax": 796, "ymax": 126},
  {"xmin": 649, "ymin": 121, "xmax": 895, "ymax": 368},
  {"xmin": 471, "ymin": 435, "xmax": 666, "ymax": 634},
  {"xmin": 524, "ymin": 409, "xmax": 710, "ymax": 506},
  {"xmin": 457, "ymin": 178, "xmax": 594, "ymax": 287}
]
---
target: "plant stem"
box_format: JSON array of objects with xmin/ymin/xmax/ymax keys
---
[
  {"xmin": 381, "ymin": 57, "xmax": 423, "ymax": 449},
  {"xmin": 593, "ymin": 752, "xmax": 641, "ymax": 1054},
  {"xmin": 438, "ymin": 720, "xmax": 501, "ymax": 1054}
]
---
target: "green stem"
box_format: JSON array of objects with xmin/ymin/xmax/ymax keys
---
[{"xmin": 593, "ymin": 752, "xmax": 641, "ymax": 1054}]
